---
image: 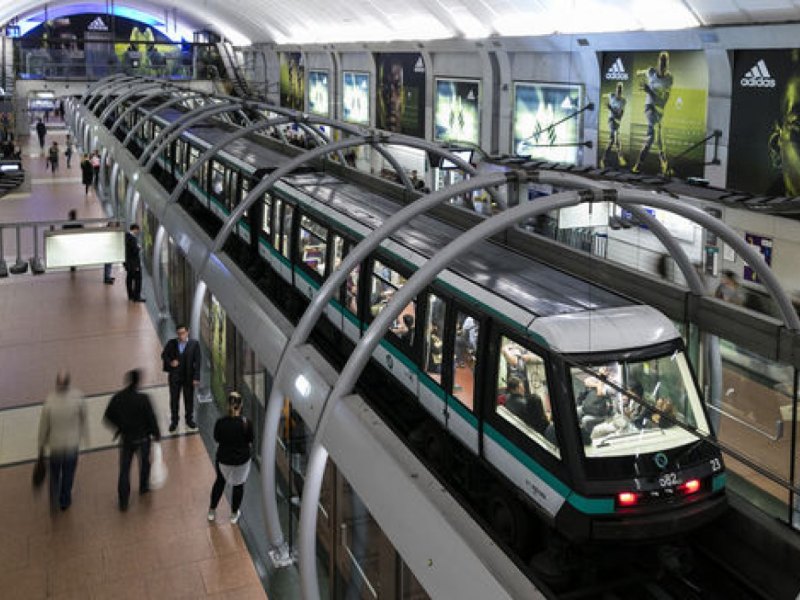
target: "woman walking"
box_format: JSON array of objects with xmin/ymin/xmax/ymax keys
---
[
  {"xmin": 207, "ymin": 392, "xmax": 253, "ymax": 525},
  {"xmin": 80, "ymin": 154, "xmax": 93, "ymax": 196}
]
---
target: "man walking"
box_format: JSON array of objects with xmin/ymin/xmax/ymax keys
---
[
  {"xmin": 36, "ymin": 118, "xmax": 47, "ymax": 151},
  {"xmin": 124, "ymin": 223, "xmax": 145, "ymax": 302},
  {"xmin": 103, "ymin": 369, "xmax": 161, "ymax": 511},
  {"xmin": 38, "ymin": 370, "xmax": 87, "ymax": 511},
  {"xmin": 161, "ymin": 324, "xmax": 201, "ymax": 432}
]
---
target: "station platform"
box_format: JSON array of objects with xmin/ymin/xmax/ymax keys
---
[{"xmin": 0, "ymin": 124, "xmax": 267, "ymax": 599}]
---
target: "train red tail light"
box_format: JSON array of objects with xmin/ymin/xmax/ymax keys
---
[
  {"xmin": 679, "ymin": 479, "xmax": 701, "ymax": 495},
  {"xmin": 617, "ymin": 492, "xmax": 639, "ymax": 506}
]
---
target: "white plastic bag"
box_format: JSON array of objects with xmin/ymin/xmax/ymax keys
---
[{"xmin": 149, "ymin": 441, "xmax": 168, "ymax": 489}]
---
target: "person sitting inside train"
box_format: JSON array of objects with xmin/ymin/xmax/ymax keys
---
[
  {"xmin": 504, "ymin": 376, "xmax": 550, "ymax": 435},
  {"xmin": 502, "ymin": 342, "xmax": 538, "ymax": 392},
  {"xmin": 575, "ymin": 366, "xmax": 615, "ymax": 439},
  {"xmin": 391, "ymin": 313, "xmax": 415, "ymax": 345}
]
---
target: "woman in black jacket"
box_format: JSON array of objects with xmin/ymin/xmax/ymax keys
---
[{"xmin": 207, "ymin": 392, "xmax": 253, "ymax": 524}]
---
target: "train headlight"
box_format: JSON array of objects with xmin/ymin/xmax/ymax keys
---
[
  {"xmin": 617, "ymin": 491, "xmax": 639, "ymax": 507},
  {"xmin": 679, "ymin": 479, "xmax": 701, "ymax": 495}
]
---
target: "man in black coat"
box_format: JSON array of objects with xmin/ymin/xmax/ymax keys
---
[
  {"xmin": 504, "ymin": 376, "xmax": 549, "ymax": 435},
  {"xmin": 124, "ymin": 223, "xmax": 145, "ymax": 302},
  {"xmin": 103, "ymin": 369, "xmax": 161, "ymax": 510},
  {"xmin": 161, "ymin": 324, "xmax": 202, "ymax": 431}
]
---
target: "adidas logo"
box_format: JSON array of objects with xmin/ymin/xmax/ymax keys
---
[
  {"xmin": 87, "ymin": 16, "xmax": 108, "ymax": 31},
  {"xmin": 414, "ymin": 57, "xmax": 425, "ymax": 73},
  {"xmin": 740, "ymin": 59, "xmax": 775, "ymax": 88},
  {"xmin": 605, "ymin": 58, "xmax": 628, "ymax": 81}
]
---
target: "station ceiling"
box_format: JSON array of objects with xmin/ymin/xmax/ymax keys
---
[{"xmin": 5, "ymin": 0, "xmax": 800, "ymax": 46}]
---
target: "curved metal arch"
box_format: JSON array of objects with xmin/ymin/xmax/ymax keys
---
[
  {"xmin": 141, "ymin": 101, "xmax": 244, "ymax": 172},
  {"xmin": 297, "ymin": 185, "xmax": 591, "ymax": 599},
  {"xmin": 109, "ymin": 89, "xmax": 173, "ymax": 136},
  {"xmin": 99, "ymin": 81, "xmax": 170, "ymax": 124},
  {"xmin": 87, "ymin": 76, "xmax": 141, "ymax": 112},
  {"xmin": 162, "ymin": 115, "xmax": 296, "ymax": 212},
  {"xmin": 121, "ymin": 92, "xmax": 209, "ymax": 148},
  {"xmin": 81, "ymin": 73, "xmax": 127, "ymax": 103}
]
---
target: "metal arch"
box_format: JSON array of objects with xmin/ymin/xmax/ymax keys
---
[
  {"xmin": 81, "ymin": 73, "xmax": 127, "ymax": 103},
  {"xmin": 109, "ymin": 89, "xmax": 172, "ymax": 135},
  {"xmin": 141, "ymin": 101, "xmax": 244, "ymax": 171},
  {"xmin": 537, "ymin": 172, "xmax": 706, "ymax": 296},
  {"xmin": 616, "ymin": 189, "xmax": 800, "ymax": 332},
  {"xmin": 122, "ymin": 91, "xmax": 209, "ymax": 148},
  {"xmin": 297, "ymin": 185, "xmax": 592, "ymax": 599},
  {"xmin": 249, "ymin": 171, "xmax": 511, "ymax": 560},
  {"xmin": 162, "ymin": 115, "xmax": 296, "ymax": 212},
  {"xmin": 87, "ymin": 76, "xmax": 141, "ymax": 112},
  {"xmin": 99, "ymin": 81, "xmax": 170, "ymax": 124}
]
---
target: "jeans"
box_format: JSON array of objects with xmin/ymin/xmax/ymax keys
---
[
  {"xmin": 49, "ymin": 450, "xmax": 78, "ymax": 510},
  {"xmin": 118, "ymin": 438, "xmax": 151, "ymax": 508}
]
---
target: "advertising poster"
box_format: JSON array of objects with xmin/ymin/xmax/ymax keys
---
[
  {"xmin": 513, "ymin": 82, "xmax": 583, "ymax": 164},
  {"xmin": 308, "ymin": 70, "xmax": 329, "ymax": 116},
  {"xmin": 280, "ymin": 52, "xmax": 305, "ymax": 111},
  {"xmin": 434, "ymin": 78, "xmax": 480, "ymax": 144},
  {"xmin": 744, "ymin": 232, "xmax": 773, "ymax": 283},
  {"xmin": 598, "ymin": 51, "xmax": 708, "ymax": 177},
  {"xmin": 728, "ymin": 50, "xmax": 800, "ymax": 195},
  {"xmin": 342, "ymin": 71, "xmax": 370, "ymax": 125},
  {"xmin": 375, "ymin": 53, "xmax": 426, "ymax": 138}
]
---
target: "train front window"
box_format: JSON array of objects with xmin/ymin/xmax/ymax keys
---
[{"xmin": 571, "ymin": 349, "xmax": 709, "ymax": 458}]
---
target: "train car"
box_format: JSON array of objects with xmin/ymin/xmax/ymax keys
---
[{"xmin": 97, "ymin": 95, "xmax": 727, "ymax": 552}]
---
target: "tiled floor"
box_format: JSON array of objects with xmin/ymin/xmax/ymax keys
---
[{"xmin": 0, "ymin": 125, "xmax": 267, "ymax": 599}]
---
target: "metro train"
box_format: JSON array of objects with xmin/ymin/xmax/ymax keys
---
[{"xmin": 94, "ymin": 94, "xmax": 727, "ymax": 552}]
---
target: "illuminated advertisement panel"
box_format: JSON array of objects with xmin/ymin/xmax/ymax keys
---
[
  {"xmin": 280, "ymin": 52, "xmax": 305, "ymax": 111},
  {"xmin": 434, "ymin": 78, "xmax": 480, "ymax": 144},
  {"xmin": 513, "ymin": 82, "xmax": 583, "ymax": 164},
  {"xmin": 375, "ymin": 53, "xmax": 426, "ymax": 137},
  {"xmin": 308, "ymin": 70, "xmax": 329, "ymax": 116},
  {"xmin": 342, "ymin": 71, "xmax": 370, "ymax": 125},
  {"xmin": 598, "ymin": 51, "xmax": 708, "ymax": 177},
  {"xmin": 728, "ymin": 50, "xmax": 800, "ymax": 195}
]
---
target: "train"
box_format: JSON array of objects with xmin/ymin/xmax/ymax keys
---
[{"xmin": 92, "ymin": 92, "xmax": 727, "ymax": 554}]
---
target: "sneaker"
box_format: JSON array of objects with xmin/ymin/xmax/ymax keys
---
[
  {"xmin": 230, "ymin": 510, "xmax": 241, "ymax": 525},
  {"xmin": 207, "ymin": 509, "xmax": 216, "ymax": 522}
]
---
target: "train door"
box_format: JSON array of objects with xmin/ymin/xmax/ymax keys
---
[
  {"xmin": 444, "ymin": 303, "xmax": 482, "ymax": 454},
  {"xmin": 331, "ymin": 232, "xmax": 363, "ymax": 344}
]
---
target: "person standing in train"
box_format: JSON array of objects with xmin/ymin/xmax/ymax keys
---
[{"xmin": 161, "ymin": 324, "xmax": 201, "ymax": 431}]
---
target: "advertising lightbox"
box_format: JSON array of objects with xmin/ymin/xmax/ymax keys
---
[
  {"xmin": 342, "ymin": 71, "xmax": 370, "ymax": 125},
  {"xmin": 434, "ymin": 78, "xmax": 480, "ymax": 144},
  {"xmin": 513, "ymin": 82, "xmax": 583, "ymax": 164},
  {"xmin": 308, "ymin": 70, "xmax": 329, "ymax": 116}
]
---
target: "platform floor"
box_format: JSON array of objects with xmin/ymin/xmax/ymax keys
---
[{"xmin": 0, "ymin": 124, "xmax": 267, "ymax": 599}]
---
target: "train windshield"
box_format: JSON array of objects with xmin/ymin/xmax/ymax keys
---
[{"xmin": 570, "ymin": 348, "xmax": 710, "ymax": 458}]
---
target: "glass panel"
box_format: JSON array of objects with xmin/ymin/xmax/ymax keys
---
[
  {"xmin": 262, "ymin": 193, "xmax": 273, "ymax": 241},
  {"xmin": 281, "ymin": 203, "xmax": 294, "ymax": 259},
  {"xmin": 570, "ymin": 350, "xmax": 708, "ymax": 458},
  {"xmin": 345, "ymin": 263, "xmax": 360, "ymax": 315},
  {"xmin": 299, "ymin": 214, "xmax": 328, "ymax": 276},
  {"xmin": 369, "ymin": 260, "xmax": 405, "ymax": 319},
  {"xmin": 497, "ymin": 337, "xmax": 558, "ymax": 456},
  {"xmin": 452, "ymin": 311, "xmax": 479, "ymax": 410},
  {"xmin": 424, "ymin": 294, "xmax": 445, "ymax": 384}
]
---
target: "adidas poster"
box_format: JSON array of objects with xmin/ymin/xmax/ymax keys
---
[
  {"xmin": 512, "ymin": 82, "xmax": 583, "ymax": 165},
  {"xmin": 598, "ymin": 51, "xmax": 708, "ymax": 178},
  {"xmin": 728, "ymin": 50, "xmax": 800, "ymax": 195},
  {"xmin": 375, "ymin": 53, "xmax": 426, "ymax": 138},
  {"xmin": 279, "ymin": 52, "xmax": 305, "ymax": 111},
  {"xmin": 434, "ymin": 78, "xmax": 481, "ymax": 144}
]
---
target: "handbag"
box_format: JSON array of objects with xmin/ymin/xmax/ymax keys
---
[
  {"xmin": 149, "ymin": 441, "xmax": 168, "ymax": 489},
  {"xmin": 32, "ymin": 452, "xmax": 47, "ymax": 488}
]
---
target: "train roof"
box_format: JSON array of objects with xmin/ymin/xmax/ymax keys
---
[{"xmin": 282, "ymin": 172, "xmax": 633, "ymax": 319}]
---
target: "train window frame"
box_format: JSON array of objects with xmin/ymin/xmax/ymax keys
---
[
  {"xmin": 262, "ymin": 192, "xmax": 273, "ymax": 244},
  {"xmin": 297, "ymin": 212, "xmax": 329, "ymax": 279},
  {"xmin": 450, "ymin": 304, "xmax": 481, "ymax": 412},
  {"xmin": 492, "ymin": 332, "xmax": 560, "ymax": 459}
]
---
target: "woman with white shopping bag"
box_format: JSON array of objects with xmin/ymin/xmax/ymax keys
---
[{"xmin": 207, "ymin": 392, "xmax": 253, "ymax": 525}]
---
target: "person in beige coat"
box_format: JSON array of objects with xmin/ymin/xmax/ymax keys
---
[{"xmin": 38, "ymin": 370, "xmax": 87, "ymax": 511}]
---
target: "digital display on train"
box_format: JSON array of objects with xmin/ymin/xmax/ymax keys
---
[
  {"xmin": 342, "ymin": 71, "xmax": 370, "ymax": 125},
  {"xmin": 308, "ymin": 70, "xmax": 329, "ymax": 116},
  {"xmin": 513, "ymin": 82, "xmax": 583, "ymax": 165},
  {"xmin": 434, "ymin": 78, "xmax": 480, "ymax": 144}
]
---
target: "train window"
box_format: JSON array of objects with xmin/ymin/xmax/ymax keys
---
[
  {"xmin": 345, "ymin": 263, "xmax": 360, "ymax": 315},
  {"xmin": 452, "ymin": 311, "xmax": 479, "ymax": 410},
  {"xmin": 298, "ymin": 215, "xmax": 327, "ymax": 277},
  {"xmin": 262, "ymin": 193, "xmax": 273, "ymax": 242},
  {"xmin": 279, "ymin": 202, "xmax": 294, "ymax": 259},
  {"xmin": 570, "ymin": 349, "xmax": 709, "ymax": 458},
  {"xmin": 227, "ymin": 170, "xmax": 239, "ymax": 208},
  {"xmin": 211, "ymin": 162, "xmax": 225, "ymax": 199},
  {"xmin": 424, "ymin": 294, "xmax": 446, "ymax": 384},
  {"xmin": 496, "ymin": 337, "xmax": 558, "ymax": 457},
  {"xmin": 369, "ymin": 260, "xmax": 406, "ymax": 317}
]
